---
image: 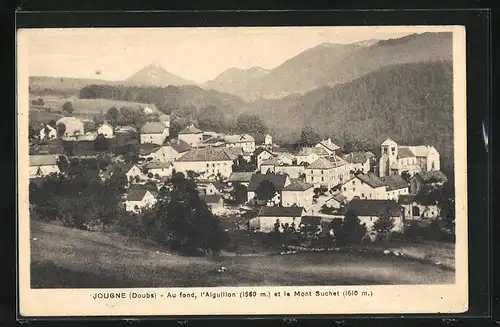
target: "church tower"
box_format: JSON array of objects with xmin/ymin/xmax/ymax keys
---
[{"xmin": 378, "ymin": 138, "xmax": 398, "ymax": 177}]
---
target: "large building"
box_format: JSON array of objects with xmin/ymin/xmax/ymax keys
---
[
  {"xmin": 178, "ymin": 124, "xmax": 203, "ymax": 147},
  {"xmin": 223, "ymin": 134, "xmax": 256, "ymax": 153},
  {"xmin": 56, "ymin": 117, "xmax": 85, "ymax": 137},
  {"xmin": 305, "ymin": 155, "xmax": 352, "ymax": 188},
  {"xmin": 342, "ymin": 172, "xmax": 409, "ymax": 201},
  {"xmin": 378, "ymin": 138, "xmax": 440, "ymax": 177},
  {"xmin": 172, "ymin": 147, "xmax": 241, "ymax": 179},
  {"xmin": 140, "ymin": 122, "xmax": 168, "ymax": 145},
  {"xmin": 281, "ymin": 179, "xmax": 314, "ymax": 210}
]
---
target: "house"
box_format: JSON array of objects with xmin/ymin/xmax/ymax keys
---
[
  {"xmin": 151, "ymin": 139, "xmax": 192, "ymax": 163},
  {"xmin": 138, "ymin": 143, "xmax": 161, "ymax": 161},
  {"xmin": 254, "ymin": 147, "xmax": 275, "ymax": 169},
  {"xmin": 378, "ymin": 138, "xmax": 440, "ymax": 177},
  {"xmin": 200, "ymin": 194, "xmax": 225, "ymax": 215},
  {"xmin": 124, "ymin": 189, "xmax": 157, "ymax": 212},
  {"xmin": 274, "ymin": 164, "xmax": 307, "ymax": 179},
  {"xmin": 325, "ymin": 193, "xmax": 347, "ymax": 209},
  {"xmin": 305, "ymin": 156, "xmax": 352, "ymax": 189},
  {"xmin": 246, "ymin": 173, "xmax": 291, "ymax": 205},
  {"xmin": 227, "ymin": 172, "xmax": 254, "ymax": 187},
  {"xmin": 56, "ymin": 117, "xmax": 85, "ymax": 137},
  {"xmin": 97, "ymin": 123, "xmax": 114, "ymax": 138},
  {"xmin": 409, "ymin": 170, "xmax": 449, "ymax": 194},
  {"xmin": 249, "ymin": 206, "xmax": 304, "ymax": 233},
  {"xmin": 345, "ymin": 199, "xmax": 405, "ymax": 233},
  {"xmin": 158, "ymin": 114, "xmax": 171, "ymax": 128},
  {"xmin": 178, "ymin": 124, "xmax": 203, "ymax": 147},
  {"xmin": 223, "ymin": 134, "xmax": 256, "ymax": 153},
  {"xmin": 29, "ymin": 154, "xmax": 60, "ymax": 178},
  {"xmin": 281, "ymin": 179, "xmax": 314, "ymax": 210},
  {"xmin": 342, "ymin": 173, "xmax": 387, "ymax": 201},
  {"xmin": 172, "ymin": 147, "xmax": 241, "ymax": 179},
  {"xmin": 252, "ymin": 133, "xmax": 273, "ymax": 146},
  {"xmin": 295, "ymin": 147, "xmax": 326, "ymax": 164},
  {"xmin": 259, "ymin": 157, "xmax": 281, "ymax": 174},
  {"xmin": 140, "ymin": 122, "xmax": 168, "ymax": 145},
  {"xmin": 315, "ymin": 138, "xmax": 340, "ymax": 155},
  {"xmin": 299, "ymin": 216, "xmax": 323, "ymax": 234},
  {"xmin": 343, "ymin": 151, "xmax": 372, "ymax": 174},
  {"xmin": 399, "ymin": 194, "xmax": 441, "ymax": 220},
  {"xmin": 144, "ymin": 161, "xmax": 172, "ymax": 178},
  {"xmin": 199, "ymin": 181, "xmax": 226, "ymax": 195},
  {"xmin": 380, "ymin": 175, "xmax": 409, "ymax": 201},
  {"xmin": 101, "ymin": 163, "xmax": 143, "ymax": 184},
  {"xmin": 39, "ymin": 124, "xmax": 57, "ymax": 141}
]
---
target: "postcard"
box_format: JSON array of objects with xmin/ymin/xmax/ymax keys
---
[{"xmin": 17, "ymin": 25, "xmax": 467, "ymax": 317}]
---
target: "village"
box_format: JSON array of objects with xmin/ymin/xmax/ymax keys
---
[{"xmin": 28, "ymin": 100, "xmax": 452, "ymax": 247}]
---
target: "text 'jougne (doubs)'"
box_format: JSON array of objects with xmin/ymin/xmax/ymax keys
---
[{"xmin": 91, "ymin": 289, "xmax": 373, "ymax": 301}]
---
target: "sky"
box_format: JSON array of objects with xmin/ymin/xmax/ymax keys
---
[{"xmin": 20, "ymin": 26, "xmax": 446, "ymax": 84}]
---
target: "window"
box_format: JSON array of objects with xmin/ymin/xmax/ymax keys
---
[
  {"xmin": 321, "ymin": 177, "xmax": 324, "ymax": 182},
  {"xmin": 353, "ymin": 187, "xmax": 355, "ymax": 192},
  {"xmin": 412, "ymin": 207, "xmax": 420, "ymax": 217},
  {"xmin": 343, "ymin": 187, "xmax": 346, "ymax": 191},
  {"xmin": 361, "ymin": 193, "xmax": 365, "ymax": 198},
  {"xmin": 391, "ymin": 147, "xmax": 395, "ymax": 155},
  {"xmin": 206, "ymin": 163, "xmax": 209, "ymax": 167},
  {"xmin": 352, "ymin": 180, "xmax": 355, "ymax": 185},
  {"xmin": 311, "ymin": 177, "xmax": 314, "ymax": 181},
  {"xmin": 321, "ymin": 170, "xmax": 324, "ymax": 174}
]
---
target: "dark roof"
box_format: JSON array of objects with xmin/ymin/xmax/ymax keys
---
[
  {"xmin": 228, "ymin": 172, "xmax": 254, "ymax": 183},
  {"xmin": 398, "ymin": 194, "xmax": 417, "ymax": 205},
  {"xmin": 247, "ymin": 173, "xmax": 289, "ymax": 191},
  {"xmin": 254, "ymin": 147, "xmax": 273, "ymax": 157},
  {"xmin": 258, "ymin": 206, "xmax": 304, "ymax": 217},
  {"xmin": 332, "ymin": 193, "xmax": 347, "ymax": 203},
  {"xmin": 355, "ymin": 173, "xmax": 386, "ymax": 188},
  {"xmin": 138, "ymin": 143, "xmax": 160, "ymax": 155},
  {"xmin": 252, "ymin": 133, "xmax": 266, "ymax": 144},
  {"xmin": 307, "ymin": 156, "xmax": 348, "ymax": 169},
  {"xmin": 126, "ymin": 189, "xmax": 150, "ymax": 201},
  {"xmin": 30, "ymin": 154, "xmax": 59, "ymax": 166},
  {"xmin": 179, "ymin": 125, "xmax": 202, "ymax": 134},
  {"xmin": 145, "ymin": 161, "xmax": 172, "ymax": 169},
  {"xmin": 396, "ymin": 147, "xmax": 415, "ymax": 159},
  {"xmin": 343, "ymin": 152, "xmax": 369, "ymax": 164},
  {"xmin": 282, "ymin": 179, "xmax": 313, "ymax": 192},
  {"xmin": 380, "ymin": 175, "xmax": 408, "ymax": 191},
  {"xmin": 210, "ymin": 181, "xmax": 226, "ymax": 190},
  {"xmin": 347, "ymin": 199, "xmax": 403, "ymax": 217},
  {"xmin": 168, "ymin": 139, "xmax": 192, "ymax": 153},
  {"xmin": 177, "ymin": 147, "xmax": 240, "ymax": 162},
  {"xmin": 300, "ymin": 216, "xmax": 322, "ymax": 226},
  {"xmin": 414, "ymin": 171, "xmax": 448, "ymax": 183},
  {"xmin": 140, "ymin": 122, "xmax": 165, "ymax": 134},
  {"xmin": 200, "ymin": 194, "xmax": 222, "ymax": 204}
]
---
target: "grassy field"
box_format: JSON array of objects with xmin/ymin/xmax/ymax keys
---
[{"xmin": 30, "ymin": 221, "xmax": 455, "ymax": 288}]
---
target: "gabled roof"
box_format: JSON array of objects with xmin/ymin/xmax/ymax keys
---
[
  {"xmin": 200, "ymin": 194, "xmax": 222, "ymax": 204},
  {"xmin": 228, "ymin": 172, "xmax": 254, "ymax": 183},
  {"xmin": 332, "ymin": 193, "xmax": 347, "ymax": 203},
  {"xmin": 138, "ymin": 143, "xmax": 161, "ymax": 155},
  {"xmin": 307, "ymin": 156, "xmax": 348, "ymax": 169},
  {"xmin": 247, "ymin": 173, "xmax": 289, "ymax": 191},
  {"xmin": 282, "ymin": 179, "xmax": 313, "ymax": 192},
  {"xmin": 115, "ymin": 126, "xmax": 137, "ymax": 133},
  {"xmin": 343, "ymin": 151, "xmax": 369, "ymax": 164},
  {"xmin": 30, "ymin": 154, "xmax": 59, "ymax": 166},
  {"xmin": 380, "ymin": 175, "xmax": 409, "ymax": 191},
  {"xmin": 398, "ymin": 194, "xmax": 417, "ymax": 205},
  {"xmin": 140, "ymin": 122, "xmax": 165, "ymax": 134},
  {"xmin": 179, "ymin": 124, "xmax": 203, "ymax": 134},
  {"xmin": 209, "ymin": 181, "xmax": 226, "ymax": 190},
  {"xmin": 126, "ymin": 189, "xmax": 151, "ymax": 201},
  {"xmin": 353, "ymin": 173, "xmax": 386, "ymax": 188},
  {"xmin": 396, "ymin": 147, "xmax": 415, "ymax": 159},
  {"xmin": 261, "ymin": 157, "xmax": 281, "ymax": 166},
  {"xmin": 168, "ymin": 139, "xmax": 192, "ymax": 153},
  {"xmin": 413, "ymin": 170, "xmax": 448, "ymax": 184},
  {"xmin": 347, "ymin": 199, "xmax": 403, "ymax": 217},
  {"xmin": 300, "ymin": 216, "xmax": 322, "ymax": 226},
  {"xmin": 145, "ymin": 161, "xmax": 172, "ymax": 169},
  {"xmin": 381, "ymin": 138, "xmax": 398, "ymax": 146},
  {"xmin": 316, "ymin": 138, "xmax": 340, "ymax": 152},
  {"xmin": 365, "ymin": 151, "xmax": 376, "ymax": 158},
  {"xmin": 254, "ymin": 147, "xmax": 273, "ymax": 157},
  {"xmin": 258, "ymin": 206, "xmax": 304, "ymax": 217},
  {"xmin": 296, "ymin": 146, "xmax": 329, "ymax": 156},
  {"xmin": 223, "ymin": 134, "xmax": 255, "ymax": 143},
  {"xmin": 176, "ymin": 147, "xmax": 240, "ymax": 162}
]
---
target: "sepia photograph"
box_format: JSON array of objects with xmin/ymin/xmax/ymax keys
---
[{"xmin": 17, "ymin": 25, "xmax": 468, "ymax": 316}]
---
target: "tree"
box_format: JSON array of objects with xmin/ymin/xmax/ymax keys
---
[
  {"xmin": 106, "ymin": 107, "xmax": 120, "ymax": 126},
  {"xmin": 62, "ymin": 101, "xmax": 73, "ymax": 115},
  {"xmin": 236, "ymin": 114, "xmax": 268, "ymax": 135},
  {"xmin": 254, "ymin": 180, "xmax": 277, "ymax": 202},
  {"xmin": 232, "ymin": 155, "xmax": 256, "ymax": 172},
  {"xmin": 56, "ymin": 155, "xmax": 69, "ymax": 173},
  {"xmin": 300, "ymin": 125, "xmax": 320, "ymax": 147},
  {"xmin": 230, "ymin": 182, "xmax": 247, "ymax": 204},
  {"xmin": 373, "ymin": 207, "xmax": 395, "ymax": 240},
  {"xmin": 401, "ymin": 170, "xmax": 411, "ymax": 183},
  {"xmin": 36, "ymin": 98, "xmax": 44, "ymax": 106},
  {"xmin": 56, "ymin": 123, "xmax": 66, "ymax": 137},
  {"xmin": 338, "ymin": 211, "xmax": 367, "ymax": 245},
  {"xmin": 94, "ymin": 134, "xmax": 110, "ymax": 151},
  {"xmin": 197, "ymin": 106, "xmax": 226, "ymax": 132}
]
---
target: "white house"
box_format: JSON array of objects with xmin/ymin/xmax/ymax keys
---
[
  {"xmin": 140, "ymin": 122, "xmax": 168, "ymax": 145},
  {"xmin": 378, "ymin": 138, "xmax": 440, "ymax": 177},
  {"xmin": 56, "ymin": 117, "xmax": 85, "ymax": 137},
  {"xmin": 227, "ymin": 172, "xmax": 254, "ymax": 187},
  {"xmin": 200, "ymin": 194, "xmax": 225, "ymax": 215},
  {"xmin": 380, "ymin": 175, "xmax": 410, "ymax": 201},
  {"xmin": 97, "ymin": 123, "xmax": 114, "ymax": 139},
  {"xmin": 281, "ymin": 179, "xmax": 314, "ymax": 210},
  {"xmin": 399, "ymin": 195, "xmax": 441, "ymax": 220},
  {"xmin": 274, "ymin": 164, "xmax": 306, "ymax": 179},
  {"xmin": 178, "ymin": 124, "xmax": 203, "ymax": 147},
  {"xmin": 39, "ymin": 125, "xmax": 57, "ymax": 141},
  {"xmin": 249, "ymin": 206, "xmax": 304, "ymax": 233},
  {"xmin": 144, "ymin": 161, "xmax": 172, "ymax": 178},
  {"xmin": 152, "ymin": 139, "xmax": 192, "ymax": 163},
  {"xmin": 29, "ymin": 154, "xmax": 60, "ymax": 178},
  {"xmin": 124, "ymin": 189, "xmax": 157, "ymax": 212},
  {"xmin": 246, "ymin": 173, "xmax": 291, "ymax": 206},
  {"xmin": 325, "ymin": 193, "xmax": 347, "ymax": 209},
  {"xmin": 305, "ymin": 156, "xmax": 352, "ymax": 189},
  {"xmin": 315, "ymin": 138, "xmax": 340, "ymax": 155},
  {"xmin": 345, "ymin": 199, "xmax": 405, "ymax": 233},
  {"xmin": 254, "ymin": 147, "xmax": 275, "ymax": 169},
  {"xmin": 343, "ymin": 151, "xmax": 372, "ymax": 174},
  {"xmin": 101, "ymin": 163, "xmax": 143, "ymax": 184},
  {"xmin": 223, "ymin": 134, "xmax": 256, "ymax": 153},
  {"xmin": 295, "ymin": 147, "xmax": 326, "ymax": 164},
  {"xmin": 172, "ymin": 147, "xmax": 240, "ymax": 179},
  {"xmin": 341, "ymin": 173, "xmax": 387, "ymax": 201}
]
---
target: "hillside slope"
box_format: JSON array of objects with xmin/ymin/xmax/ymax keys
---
[
  {"xmin": 225, "ymin": 32, "xmax": 452, "ymax": 100},
  {"xmin": 202, "ymin": 66, "xmax": 269, "ymax": 95},
  {"xmin": 125, "ymin": 64, "xmax": 195, "ymax": 87},
  {"xmin": 245, "ymin": 61, "xmax": 454, "ymax": 174}
]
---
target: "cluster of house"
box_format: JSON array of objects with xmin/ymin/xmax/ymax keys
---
[{"xmin": 29, "ymin": 113, "xmax": 449, "ymax": 236}]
